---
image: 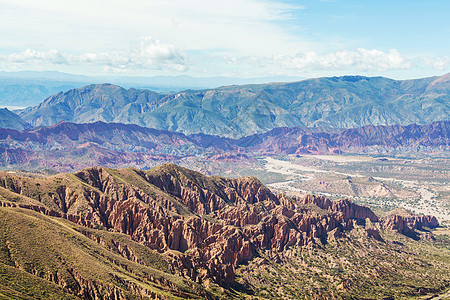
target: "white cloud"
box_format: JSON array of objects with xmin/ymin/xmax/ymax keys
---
[
  {"xmin": 423, "ymin": 56, "xmax": 450, "ymax": 71},
  {"xmin": 227, "ymin": 48, "xmax": 413, "ymax": 72},
  {"xmin": 0, "ymin": 37, "xmax": 189, "ymax": 72},
  {"xmin": 280, "ymin": 48, "xmax": 412, "ymax": 71},
  {"xmin": 0, "ymin": 0, "xmax": 307, "ymax": 56},
  {"xmin": 0, "ymin": 0, "xmax": 448, "ymax": 78},
  {"xmin": 4, "ymin": 49, "xmax": 67, "ymax": 64},
  {"xmin": 0, "ymin": 45, "xmax": 424, "ymax": 76},
  {"xmin": 131, "ymin": 37, "xmax": 187, "ymax": 70},
  {"xmin": 354, "ymin": 49, "xmax": 412, "ymax": 71}
]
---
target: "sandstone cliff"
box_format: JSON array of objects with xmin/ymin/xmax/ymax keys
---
[
  {"xmin": 0, "ymin": 164, "xmax": 440, "ymax": 290},
  {"xmin": 381, "ymin": 208, "xmax": 439, "ymax": 238}
]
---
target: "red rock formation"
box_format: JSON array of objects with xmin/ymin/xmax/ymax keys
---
[
  {"xmin": 381, "ymin": 212, "xmax": 438, "ymax": 236},
  {"xmin": 0, "ymin": 164, "xmax": 432, "ymax": 287},
  {"xmin": 296, "ymin": 194, "xmax": 379, "ymax": 222}
]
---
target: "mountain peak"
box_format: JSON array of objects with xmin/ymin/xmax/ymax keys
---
[{"xmin": 17, "ymin": 74, "xmax": 450, "ymax": 137}]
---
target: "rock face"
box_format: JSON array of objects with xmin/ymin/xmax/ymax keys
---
[
  {"xmin": 0, "ymin": 122, "xmax": 191, "ymax": 171},
  {"xmin": 295, "ymin": 194, "xmax": 379, "ymax": 222},
  {"xmin": 19, "ymin": 74, "xmax": 450, "ymax": 137},
  {"xmin": 0, "ymin": 121, "xmax": 197, "ymax": 155},
  {"xmin": 0, "ymin": 164, "xmax": 439, "ymax": 286},
  {"xmin": 381, "ymin": 209, "xmax": 439, "ymax": 238}
]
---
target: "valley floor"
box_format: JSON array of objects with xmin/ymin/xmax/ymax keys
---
[
  {"xmin": 196, "ymin": 154, "xmax": 450, "ymax": 222},
  {"xmin": 264, "ymin": 155, "xmax": 450, "ymax": 221}
]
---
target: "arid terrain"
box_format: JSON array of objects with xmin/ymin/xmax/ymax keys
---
[
  {"xmin": 0, "ymin": 75, "xmax": 447, "ymax": 299},
  {"xmin": 1, "ymin": 0, "xmax": 450, "ymax": 297},
  {"xmin": 194, "ymin": 154, "xmax": 449, "ymax": 223},
  {"xmin": 0, "ymin": 163, "xmax": 448, "ymax": 299}
]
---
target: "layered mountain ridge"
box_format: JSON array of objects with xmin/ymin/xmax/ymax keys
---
[
  {"xmin": 18, "ymin": 73, "xmax": 450, "ymax": 137},
  {"xmin": 0, "ymin": 164, "xmax": 446, "ymax": 299},
  {"xmin": 0, "ymin": 120, "xmax": 447, "ymax": 171}
]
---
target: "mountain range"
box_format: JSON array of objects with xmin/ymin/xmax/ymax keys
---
[
  {"xmin": 18, "ymin": 73, "xmax": 450, "ymax": 138},
  {"xmin": 0, "ymin": 108, "xmax": 31, "ymax": 131},
  {"xmin": 0, "ymin": 71, "xmax": 303, "ymax": 108},
  {"xmin": 0, "ymin": 120, "xmax": 447, "ymax": 171},
  {"xmin": 0, "ymin": 164, "xmax": 447, "ymax": 299},
  {"xmin": 0, "ymin": 73, "xmax": 449, "ymax": 299}
]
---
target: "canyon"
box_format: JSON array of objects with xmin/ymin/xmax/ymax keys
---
[{"xmin": 0, "ymin": 164, "xmax": 447, "ymax": 299}]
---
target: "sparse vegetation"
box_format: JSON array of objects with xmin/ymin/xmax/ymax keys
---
[
  {"xmin": 0, "ymin": 163, "xmax": 448, "ymax": 299},
  {"xmin": 235, "ymin": 228, "xmax": 450, "ymax": 299},
  {"xmin": 0, "ymin": 207, "xmax": 211, "ymax": 299}
]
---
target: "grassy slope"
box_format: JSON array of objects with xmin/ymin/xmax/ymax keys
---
[
  {"xmin": 234, "ymin": 227, "xmax": 450, "ymax": 299},
  {"xmin": 0, "ymin": 206, "xmax": 206, "ymax": 299},
  {"xmin": 0, "ymin": 263, "xmax": 78, "ymax": 300}
]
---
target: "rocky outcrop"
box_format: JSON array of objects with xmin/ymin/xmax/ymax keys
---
[
  {"xmin": 0, "ymin": 164, "xmax": 436, "ymax": 288},
  {"xmin": 296, "ymin": 194, "xmax": 379, "ymax": 222},
  {"xmin": 408, "ymin": 214, "xmax": 439, "ymax": 229},
  {"xmin": 144, "ymin": 163, "xmax": 279, "ymax": 214},
  {"xmin": 381, "ymin": 211, "xmax": 439, "ymax": 237}
]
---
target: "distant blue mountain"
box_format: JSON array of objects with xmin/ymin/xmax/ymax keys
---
[
  {"xmin": 0, "ymin": 108, "xmax": 31, "ymax": 130},
  {"xmin": 18, "ymin": 73, "xmax": 450, "ymax": 137},
  {"xmin": 0, "ymin": 71, "xmax": 302, "ymax": 107}
]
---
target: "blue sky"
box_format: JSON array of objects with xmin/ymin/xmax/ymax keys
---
[{"xmin": 0, "ymin": 0, "xmax": 448, "ymax": 79}]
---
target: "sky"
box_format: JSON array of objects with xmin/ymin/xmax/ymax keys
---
[{"xmin": 0, "ymin": 0, "xmax": 449, "ymax": 80}]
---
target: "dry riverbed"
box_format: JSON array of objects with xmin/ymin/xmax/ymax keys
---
[{"xmin": 262, "ymin": 155, "xmax": 450, "ymax": 221}]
